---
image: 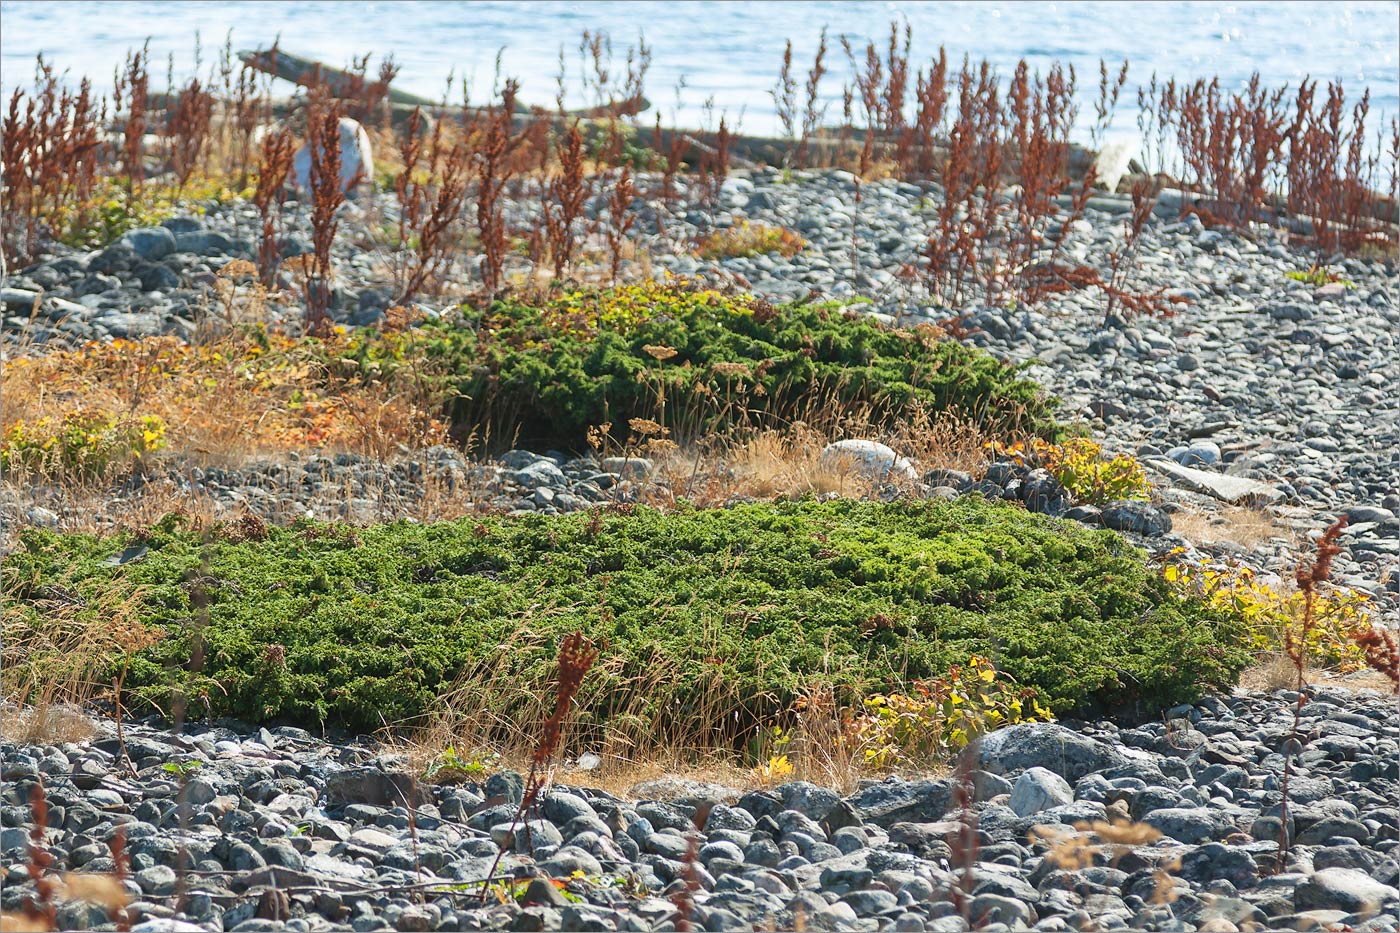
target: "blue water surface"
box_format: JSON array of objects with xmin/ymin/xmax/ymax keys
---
[{"xmin": 2, "ymin": 1, "xmax": 1396, "ymax": 145}]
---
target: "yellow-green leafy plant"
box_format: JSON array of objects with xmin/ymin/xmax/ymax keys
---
[
  {"xmin": 750, "ymin": 754, "xmax": 795, "ymax": 786},
  {"xmin": 696, "ymin": 221, "xmax": 806, "ymax": 260},
  {"xmin": 425, "ymin": 746, "xmax": 500, "ymax": 784},
  {"xmin": 56, "ymin": 173, "xmax": 254, "ymax": 250},
  {"xmin": 748, "ymin": 723, "xmax": 796, "ymax": 786},
  {"xmin": 856, "ymin": 655, "xmax": 1053, "ymax": 769},
  {"xmin": 993, "ymin": 438, "xmax": 1151, "ymax": 505},
  {"xmin": 2, "ymin": 410, "xmax": 166, "ymax": 479},
  {"xmin": 1284, "ymin": 266, "xmax": 1354, "ymax": 288},
  {"xmin": 1163, "ymin": 556, "xmax": 1371, "ymax": 670}
]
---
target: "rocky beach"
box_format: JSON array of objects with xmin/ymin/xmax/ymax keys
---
[
  {"xmin": 4, "ymin": 167, "xmax": 1399, "ymax": 933},
  {"xmin": 4, "ymin": 13, "xmax": 1400, "ymax": 932}
]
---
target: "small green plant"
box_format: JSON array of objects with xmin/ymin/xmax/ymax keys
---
[
  {"xmin": 1285, "ymin": 265, "xmax": 1354, "ymax": 288},
  {"xmin": 425, "ymin": 746, "xmax": 500, "ymax": 783},
  {"xmin": 2, "ymin": 410, "xmax": 166, "ymax": 479},
  {"xmin": 160, "ymin": 760, "xmax": 204, "ymax": 778},
  {"xmin": 857, "ymin": 655, "xmax": 1054, "ymax": 769},
  {"xmin": 695, "ymin": 220, "xmax": 806, "ymax": 260},
  {"xmin": 584, "ymin": 120, "xmax": 658, "ymax": 170},
  {"xmin": 55, "ymin": 174, "xmax": 253, "ymax": 249}
]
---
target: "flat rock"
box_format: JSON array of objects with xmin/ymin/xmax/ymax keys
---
[
  {"xmin": 1145, "ymin": 458, "xmax": 1285, "ymax": 505},
  {"xmin": 1293, "ymin": 867, "xmax": 1399, "ymax": 914}
]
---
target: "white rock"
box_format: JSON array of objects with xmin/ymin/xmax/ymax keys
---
[
  {"xmin": 292, "ymin": 116, "xmax": 373, "ymax": 196},
  {"xmin": 1144, "ymin": 457, "xmax": 1285, "ymax": 505},
  {"xmin": 1093, "ymin": 140, "xmax": 1137, "ymax": 192},
  {"xmin": 819, "ymin": 440, "xmax": 918, "ymax": 482},
  {"xmin": 1009, "ymin": 766, "xmax": 1074, "ymax": 816},
  {"xmin": 132, "ymin": 921, "xmax": 209, "ymax": 933}
]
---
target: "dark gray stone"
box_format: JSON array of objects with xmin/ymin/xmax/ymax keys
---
[
  {"xmin": 1100, "ymin": 500, "xmax": 1172, "ymax": 536},
  {"xmin": 120, "ymin": 226, "xmax": 177, "ymax": 261},
  {"xmin": 967, "ymin": 723, "xmax": 1128, "ymax": 783}
]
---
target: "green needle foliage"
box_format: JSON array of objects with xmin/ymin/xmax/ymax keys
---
[
  {"xmin": 334, "ymin": 281, "xmax": 1063, "ymax": 449},
  {"xmin": 7, "ymin": 498, "xmax": 1252, "ymax": 742}
]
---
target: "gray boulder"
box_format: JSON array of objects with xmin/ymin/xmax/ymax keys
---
[
  {"xmin": 1294, "ymin": 867, "xmax": 1398, "ymax": 914},
  {"xmin": 966, "ymin": 723, "xmax": 1128, "ymax": 783},
  {"xmin": 324, "ymin": 767, "xmax": 430, "ymax": 807},
  {"xmin": 120, "ymin": 226, "xmax": 177, "ymax": 261},
  {"xmin": 1008, "ymin": 766, "xmax": 1073, "ymax": 816},
  {"xmin": 513, "ymin": 460, "xmax": 567, "ymax": 489},
  {"xmin": 1141, "ymin": 806, "xmax": 1234, "ymax": 844},
  {"xmin": 846, "ymin": 779, "xmax": 953, "ymax": 827},
  {"xmin": 1100, "ymin": 500, "xmax": 1172, "ymax": 536}
]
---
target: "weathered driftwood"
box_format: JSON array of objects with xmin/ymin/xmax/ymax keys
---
[{"xmin": 236, "ymin": 47, "xmax": 651, "ymax": 119}]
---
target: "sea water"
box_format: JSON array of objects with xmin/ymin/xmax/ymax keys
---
[{"xmin": 2, "ymin": 0, "xmax": 1396, "ymax": 147}]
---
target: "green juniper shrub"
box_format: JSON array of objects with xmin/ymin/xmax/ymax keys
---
[
  {"xmin": 6, "ymin": 498, "xmax": 1252, "ymax": 740},
  {"xmin": 334, "ymin": 281, "xmax": 1063, "ymax": 449}
]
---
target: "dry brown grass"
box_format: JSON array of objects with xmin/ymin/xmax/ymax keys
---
[
  {"xmin": 388, "ymin": 604, "xmax": 886, "ymax": 797},
  {"xmin": 0, "ymin": 703, "xmax": 99, "ymax": 747},
  {"xmin": 625, "ymin": 402, "xmax": 992, "ymax": 508},
  {"xmin": 1239, "ymin": 660, "xmax": 1399, "ymax": 695},
  {"xmin": 1, "ymin": 566, "xmax": 157, "ymax": 745},
  {"xmin": 1, "ymin": 326, "xmax": 446, "ymax": 481},
  {"xmin": 1237, "ymin": 653, "xmax": 1304, "ymax": 692},
  {"xmin": 3, "ymin": 396, "xmax": 992, "ymax": 545},
  {"xmin": 1169, "ymin": 504, "xmax": 1295, "ymax": 551}
]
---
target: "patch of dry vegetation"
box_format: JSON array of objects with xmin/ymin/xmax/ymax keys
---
[{"xmin": 1, "ymin": 326, "xmax": 446, "ymax": 479}]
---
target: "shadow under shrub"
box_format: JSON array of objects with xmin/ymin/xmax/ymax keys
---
[
  {"xmin": 7, "ymin": 498, "xmax": 1252, "ymax": 739},
  {"xmin": 336, "ymin": 281, "xmax": 1063, "ymax": 449}
]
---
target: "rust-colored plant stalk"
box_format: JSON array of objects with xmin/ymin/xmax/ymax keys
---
[
  {"xmin": 545, "ymin": 121, "xmax": 587, "ymax": 278},
  {"xmin": 1352, "ymin": 626, "xmax": 1400, "ymax": 690},
  {"xmin": 166, "ymin": 77, "xmax": 214, "ymax": 193},
  {"xmin": 474, "ymin": 78, "xmax": 521, "ymax": 296},
  {"xmin": 606, "ymin": 165, "xmax": 636, "ymax": 283},
  {"xmin": 115, "ymin": 42, "xmax": 151, "ymax": 191},
  {"xmin": 670, "ymin": 806, "xmax": 712, "ymax": 933},
  {"xmin": 305, "ymin": 98, "xmax": 357, "ymax": 333},
  {"xmin": 252, "ymin": 127, "xmax": 295, "ymax": 286},
  {"xmin": 25, "ymin": 781, "xmax": 59, "ymax": 930},
  {"xmin": 653, "ymin": 111, "xmax": 689, "ymax": 234},
  {"xmin": 1, "ymin": 58, "xmax": 102, "ymax": 267},
  {"xmin": 479, "ymin": 632, "xmax": 598, "ymax": 904},
  {"xmin": 110, "ymin": 825, "xmax": 132, "ymax": 931},
  {"xmin": 230, "ymin": 61, "xmax": 263, "ymax": 187},
  {"xmin": 339, "ymin": 52, "xmax": 400, "ymax": 127},
  {"xmin": 773, "ymin": 40, "xmax": 798, "ymax": 143},
  {"xmin": 395, "ymin": 107, "xmax": 471, "ymax": 302},
  {"xmin": 797, "ymin": 28, "xmax": 830, "ymax": 169},
  {"xmin": 1276, "ymin": 516, "xmax": 1347, "ymax": 872}
]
